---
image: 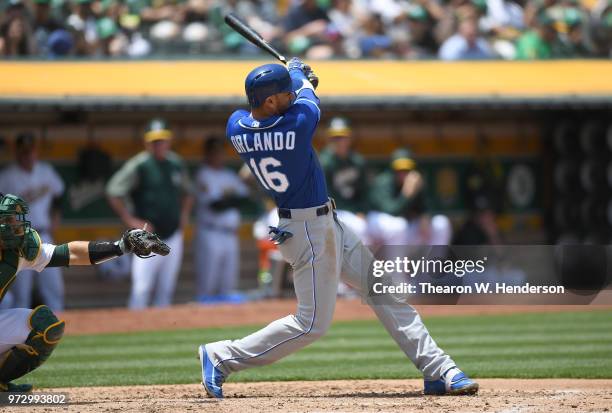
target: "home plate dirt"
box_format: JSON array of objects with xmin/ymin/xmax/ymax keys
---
[{"xmin": 6, "ymin": 379, "xmax": 611, "ymax": 413}]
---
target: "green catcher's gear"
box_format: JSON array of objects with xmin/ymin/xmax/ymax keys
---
[
  {"xmin": 0, "ymin": 382, "xmax": 33, "ymax": 392},
  {"xmin": 0, "ymin": 228, "xmax": 41, "ymax": 302},
  {"xmin": 0, "ymin": 306, "xmax": 65, "ymax": 389},
  {"xmin": 0, "ymin": 193, "xmax": 32, "ymax": 251}
]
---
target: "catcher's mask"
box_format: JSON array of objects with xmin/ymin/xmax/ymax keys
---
[{"xmin": 0, "ymin": 193, "xmax": 31, "ymax": 251}]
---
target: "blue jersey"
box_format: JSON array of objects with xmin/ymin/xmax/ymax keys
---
[{"xmin": 226, "ymin": 71, "xmax": 328, "ymax": 209}]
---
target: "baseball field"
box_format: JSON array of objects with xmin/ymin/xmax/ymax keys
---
[{"xmin": 4, "ymin": 300, "xmax": 611, "ymax": 412}]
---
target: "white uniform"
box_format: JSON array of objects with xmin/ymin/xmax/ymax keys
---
[
  {"xmin": 366, "ymin": 211, "xmax": 453, "ymax": 246},
  {"xmin": 194, "ymin": 166, "xmax": 248, "ymax": 299},
  {"xmin": 0, "ymin": 162, "xmax": 65, "ymax": 311},
  {"xmin": 0, "ymin": 243, "xmax": 54, "ymax": 355}
]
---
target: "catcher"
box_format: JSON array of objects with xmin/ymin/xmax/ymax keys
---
[{"xmin": 0, "ymin": 192, "xmax": 169, "ymax": 392}]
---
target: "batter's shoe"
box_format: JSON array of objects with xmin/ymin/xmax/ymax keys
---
[
  {"xmin": 198, "ymin": 344, "xmax": 225, "ymax": 399},
  {"xmin": 423, "ymin": 367, "xmax": 479, "ymax": 395},
  {"xmin": 0, "ymin": 382, "xmax": 33, "ymax": 392}
]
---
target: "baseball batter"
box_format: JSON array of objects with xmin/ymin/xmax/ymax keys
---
[
  {"xmin": 198, "ymin": 59, "xmax": 478, "ymax": 398},
  {"xmin": 0, "ymin": 193, "xmax": 169, "ymax": 392}
]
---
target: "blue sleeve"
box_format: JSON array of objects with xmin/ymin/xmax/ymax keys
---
[
  {"xmin": 289, "ymin": 69, "xmax": 321, "ymax": 127},
  {"xmin": 226, "ymin": 109, "xmax": 248, "ymax": 137}
]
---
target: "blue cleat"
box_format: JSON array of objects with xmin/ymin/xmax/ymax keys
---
[
  {"xmin": 198, "ymin": 345, "xmax": 226, "ymax": 399},
  {"xmin": 424, "ymin": 368, "xmax": 479, "ymax": 395}
]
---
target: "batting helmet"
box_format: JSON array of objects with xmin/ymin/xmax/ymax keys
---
[{"xmin": 245, "ymin": 64, "xmax": 292, "ymax": 108}]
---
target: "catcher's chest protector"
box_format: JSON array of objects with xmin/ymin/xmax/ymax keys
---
[
  {"xmin": 0, "ymin": 229, "xmax": 39, "ymax": 302},
  {"xmin": 0, "ymin": 249, "xmax": 19, "ymax": 302}
]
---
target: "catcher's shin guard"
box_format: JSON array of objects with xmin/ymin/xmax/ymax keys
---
[{"xmin": 0, "ymin": 305, "xmax": 65, "ymax": 388}]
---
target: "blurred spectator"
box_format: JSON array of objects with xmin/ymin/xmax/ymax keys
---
[
  {"xmin": 283, "ymin": 0, "xmax": 334, "ymax": 59},
  {"xmin": 0, "ymin": 0, "xmax": 34, "ymax": 57},
  {"xmin": 0, "ymin": 0, "xmax": 607, "ymax": 58},
  {"xmin": 556, "ymin": 8, "xmax": 592, "ymax": 56},
  {"xmin": 590, "ymin": 0, "xmax": 612, "ymax": 56},
  {"xmin": 435, "ymin": 0, "xmax": 485, "ymax": 44},
  {"xmin": 66, "ymin": 0, "xmax": 99, "ymax": 56},
  {"xmin": 358, "ymin": 12, "xmax": 394, "ymax": 57},
  {"xmin": 117, "ymin": 14, "xmax": 152, "ymax": 57},
  {"xmin": 46, "ymin": 29, "xmax": 74, "ymax": 58},
  {"xmin": 515, "ymin": 12, "xmax": 560, "ymax": 58},
  {"xmin": 193, "ymin": 136, "xmax": 249, "ymax": 304},
  {"xmin": 367, "ymin": 0, "xmax": 406, "ymax": 25},
  {"xmin": 209, "ymin": 0, "xmax": 281, "ymax": 55},
  {"xmin": 439, "ymin": 17, "xmax": 494, "ymax": 59},
  {"xmin": 405, "ymin": 5, "xmax": 439, "ymax": 58},
  {"xmin": 32, "ymin": 0, "xmax": 65, "ymax": 55},
  {"xmin": 368, "ymin": 148, "xmax": 452, "ymax": 246},
  {"xmin": 479, "ymin": 0, "xmax": 525, "ymax": 35},
  {"xmin": 319, "ymin": 117, "xmax": 368, "ymax": 214},
  {"xmin": 327, "ymin": 0, "xmax": 368, "ymax": 57},
  {"xmin": 96, "ymin": 16, "xmax": 131, "ymax": 56},
  {"xmin": 141, "ymin": 0, "xmax": 183, "ymax": 45},
  {"xmin": 106, "ymin": 118, "xmax": 193, "ymax": 310},
  {"xmin": 0, "ymin": 132, "xmax": 65, "ymax": 311}
]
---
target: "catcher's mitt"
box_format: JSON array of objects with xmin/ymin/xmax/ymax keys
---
[{"xmin": 121, "ymin": 229, "xmax": 171, "ymax": 258}]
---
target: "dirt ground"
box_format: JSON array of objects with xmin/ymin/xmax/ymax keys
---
[{"xmin": 4, "ymin": 379, "xmax": 611, "ymax": 413}]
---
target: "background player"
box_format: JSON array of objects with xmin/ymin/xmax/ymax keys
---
[
  {"xmin": 367, "ymin": 148, "xmax": 453, "ymax": 246},
  {"xmin": 106, "ymin": 118, "xmax": 193, "ymax": 309},
  {"xmin": 0, "ymin": 193, "xmax": 169, "ymax": 392},
  {"xmin": 194, "ymin": 136, "xmax": 249, "ymax": 303},
  {"xmin": 0, "ymin": 133, "xmax": 65, "ymax": 311},
  {"xmin": 198, "ymin": 60, "xmax": 478, "ymax": 398}
]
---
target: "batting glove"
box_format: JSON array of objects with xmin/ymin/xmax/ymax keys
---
[{"xmin": 287, "ymin": 57, "xmax": 319, "ymax": 89}]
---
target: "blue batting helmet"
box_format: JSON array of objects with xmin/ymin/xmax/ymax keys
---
[{"xmin": 245, "ymin": 63, "xmax": 292, "ymax": 108}]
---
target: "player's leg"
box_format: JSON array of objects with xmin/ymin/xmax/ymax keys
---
[
  {"xmin": 194, "ymin": 226, "xmax": 210, "ymax": 299},
  {"xmin": 0, "ymin": 306, "xmax": 65, "ymax": 392},
  {"xmin": 196, "ymin": 229, "xmax": 224, "ymax": 299},
  {"xmin": 36, "ymin": 266, "xmax": 65, "ymax": 312},
  {"xmin": 204, "ymin": 214, "xmax": 340, "ymax": 385},
  {"xmin": 335, "ymin": 216, "xmax": 477, "ymax": 393},
  {"xmin": 10, "ymin": 270, "xmax": 34, "ymax": 308},
  {"xmin": 218, "ymin": 232, "xmax": 240, "ymax": 298},
  {"xmin": 128, "ymin": 248, "xmax": 160, "ymax": 309},
  {"xmin": 152, "ymin": 231, "xmax": 183, "ymax": 307}
]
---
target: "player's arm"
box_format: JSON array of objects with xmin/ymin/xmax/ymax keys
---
[
  {"xmin": 106, "ymin": 157, "xmax": 151, "ymax": 230},
  {"xmin": 45, "ymin": 229, "xmax": 170, "ymax": 268},
  {"xmin": 46, "ymin": 241, "xmax": 121, "ymax": 266},
  {"xmin": 287, "ymin": 57, "xmax": 321, "ymax": 123},
  {"xmin": 369, "ymin": 174, "xmax": 413, "ymax": 216}
]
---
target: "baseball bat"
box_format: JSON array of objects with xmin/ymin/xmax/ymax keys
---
[{"xmin": 224, "ymin": 13, "xmax": 287, "ymax": 64}]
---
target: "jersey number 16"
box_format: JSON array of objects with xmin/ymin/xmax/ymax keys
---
[{"xmin": 249, "ymin": 157, "xmax": 289, "ymax": 193}]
